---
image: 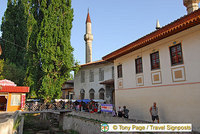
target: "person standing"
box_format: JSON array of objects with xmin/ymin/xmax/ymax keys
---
[{"xmin": 149, "ymin": 102, "xmax": 159, "ymax": 123}]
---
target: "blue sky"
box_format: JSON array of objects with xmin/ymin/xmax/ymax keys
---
[{"xmin": 1, "ymin": 0, "xmax": 198, "ymax": 65}]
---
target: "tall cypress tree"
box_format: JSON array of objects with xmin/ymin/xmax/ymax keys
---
[
  {"xmin": 0, "ymin": 0, "xmax": 27, "ymax": 85},
  {"xmin": 1, "ymin": 0, "xmax": 76, "ymax": 100},
  {"xmin": 1, "ymin": 0, "xmax": 28, "ymax": 67},
  {"xmin": 24, "ymin": 0, "xmax": 42, "ymax": 98},
  {"xmin": 25, "ymin": 0, "xmax": 75, "ymax": 101},
  {"xmin": 38, "ymin": 0, "xmax": 74, "ymax": 101}
]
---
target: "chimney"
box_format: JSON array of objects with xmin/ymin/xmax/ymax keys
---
[{"xmin": 183, "ymin": 0, "xmax": 200, "ymax": 14}]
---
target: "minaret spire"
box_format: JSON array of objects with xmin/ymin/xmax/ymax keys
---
[
  {"xmin": 156, "ymin": 20, "xmax": 161, "ymax": 30},
  {"xmin": 84, "ymin": 9, "xmax": 93, "ymax": 63}
]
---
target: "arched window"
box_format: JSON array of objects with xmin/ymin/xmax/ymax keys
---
[
  {"xmin": 99, "ymin": 88, "xmax": 105, "ymax": 100},
  {"xmin": 89, "ymin": 89, "xmax": 95, "ymax": 100},
  {"xmin": 80, "ymin": 89, "xmax": 85, "ymax": 100}
]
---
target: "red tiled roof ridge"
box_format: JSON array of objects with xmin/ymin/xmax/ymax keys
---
[
  {"xmin": 103, "ymin": 9, "xmax": 200, "ymax": 61},
  {"xmin": 80, "ymin": 60, "xmax": 107, "ymax": 67}
]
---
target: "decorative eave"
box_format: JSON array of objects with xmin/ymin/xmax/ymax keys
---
[{"xmin": 103, "ymin": 9, "xmax": 200, "ymax": 61}]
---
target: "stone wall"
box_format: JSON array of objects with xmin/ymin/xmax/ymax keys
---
[
  {"xmin": 0, "ymin": 111, "xmax": 21, "ymax": 134},
  {"xmin": 63, "ymin": 111, "xmax": 148, "ymax": 134}
]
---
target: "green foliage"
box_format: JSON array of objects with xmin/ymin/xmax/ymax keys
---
[
  {"xmin": 0, "ymin": 0, "xmax": 28, "ymax": 86},
  {"xmin": 0, "ymin": 59, "xmax": 4, "ymax": 80},
  {"xmin": 1, "ymin": 0, "xmax": 28, "ymax": 67},
  {"xmin": 25, "ymin": 0, "xmax": 76, "ymax": 102},
  {"xmin": 1, "ymin": 0, "xmax": 77, "ymax": 101},
  {"xmin": 2, "ymin": 60, "xmax": 26, "ymax": 86},
  {"xmin": 13, "ymin": 116, "xmax": 21, "ymax": 131}
]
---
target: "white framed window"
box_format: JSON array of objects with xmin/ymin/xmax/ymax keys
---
[{"xmin": 11, "ymin": 94, "xmax": 21, "ymax": 106}]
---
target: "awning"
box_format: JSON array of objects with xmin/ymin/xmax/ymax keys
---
[
  {"xmin": 77, "ymin": 99, "xmax": 91, "ymax": 103},
  {"xmin": 100, "ymin": 79, "xmax": 114, "ymax": 85}
]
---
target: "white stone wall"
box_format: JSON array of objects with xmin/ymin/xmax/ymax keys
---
[
  {"xmin": 74, "ymin": 62, "xmax": 113, "ymax": 102},
  {"xmin": 114, "ymin": 25, "xmax": 200, "ymax": 131}
]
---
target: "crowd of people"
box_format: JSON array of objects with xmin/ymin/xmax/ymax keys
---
[
  {"xmin": 49, "ymin": 100, "xmax": 130, "ymax": 119},
  {"xmin": 27, "ymin": 100, "xmax": 160, "ymax": 123},
  {"xmin": 71, "ymin": 100, "xmax": 101, "ymax": 113}
]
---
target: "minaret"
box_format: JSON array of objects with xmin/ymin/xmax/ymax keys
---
[
  {"xmin": 183, "ymin": 0, "xmax": 200, "ymax": 14},
  {"xmin": 84, "ymin": 10, "xmax": 93, "ymax": 63},
  {"xmin": 156, "ymin": 20, "xmax": 161, "ymax": 30}
]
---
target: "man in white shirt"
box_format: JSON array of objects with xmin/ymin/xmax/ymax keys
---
[{"xmin": 149, "ymin": 102, "xmax": 159, "ymax": 123}]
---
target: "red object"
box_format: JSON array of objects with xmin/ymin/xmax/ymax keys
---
[
  {"xmin": 0, "ymin": 86, "xmax": 29, "ymax": 93},
  {"xmin": 21, "ymin": 94, "xmax": 26, "ymax": 109},
  {"xmin": 86, "ymin": 12, "xmax": 91, "ymax": 23}
]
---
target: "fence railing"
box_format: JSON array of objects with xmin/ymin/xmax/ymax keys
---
[{"xmin": 23, "ymin": 103, "xmax": 67, "ymax": 111}]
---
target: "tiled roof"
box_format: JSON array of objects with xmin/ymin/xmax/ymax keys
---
[
  {"xmin": 86, "ymin": 12, "xmax": 91, "ymax": 23},
  {"xmin": 80, "ymin": 60, "xmax": 108, "ymax": 67},
  {"xmin": 103, "ymin": 9, "xmax": 200, "ymax": 61},
  {"xmin": 0, "ymin": 86, "xmax": 29, "ymax": 93}
]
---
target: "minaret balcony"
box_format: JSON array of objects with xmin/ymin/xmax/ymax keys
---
[{"xmin": 84, "ymin": 34, "xmax": 93, "ymax": 41}]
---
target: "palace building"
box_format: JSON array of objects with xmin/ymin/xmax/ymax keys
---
[{"xmin": 103, "ymin": 0, "xmax": 200, "ymax": 131}]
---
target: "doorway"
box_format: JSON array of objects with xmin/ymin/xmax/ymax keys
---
[{"xmin": 0, "ymin": 96, "xmax": 7, "ymax": 111}]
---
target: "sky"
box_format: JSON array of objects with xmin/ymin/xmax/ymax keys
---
[{"xmin": 0, "ymin": 0, "xmax": 199, "ymax": 65}]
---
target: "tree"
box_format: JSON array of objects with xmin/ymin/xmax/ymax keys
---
[
  {"xmin": 0, "ymin": 0, "xmax": 27, "ymax": 86},
  {"xmin": 0, "ymin": 59, "xmax": 4, "ymax": 80},
  {"xmin": 1, "ymin": 0, "xmax": 28, "ymax": 67},
  {"xmin": 25, "ymin": 0, "xmax": 77, "ymax": 102},
  {"xmin": 1, "ymin": 0, "xmax": 78, "ymax": 101},
  {"xmin": 2, "ymin": 60, "xmax": 26, "ymax": 86}
]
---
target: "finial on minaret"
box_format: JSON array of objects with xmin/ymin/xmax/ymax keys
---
[
  {"xmin": 183, "ymin": 0, "xmax": 200, "ymax": 14},
  {"xmin": 84, "ymin": 10, "xmax": 93, "ymax": 63},
  {"xmin": 86, "ymin": 8, "xmax": 91, "ymax": 23},
  {"xmin": 156, "ymin": 20, "xmax": 161, "ymax": 30}
]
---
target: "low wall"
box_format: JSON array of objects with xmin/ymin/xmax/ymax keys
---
[
  {"xmin": 0, "ymin": 111, "xmax": 20, "ymax": 134},
  {"xmin": 63, "ymin": 111, "xmax": 149, "ymax": 134}
]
